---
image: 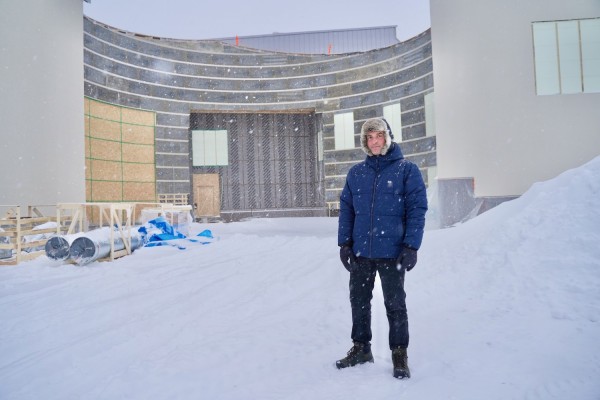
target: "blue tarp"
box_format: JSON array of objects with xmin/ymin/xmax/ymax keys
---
[{"xmin": 138, "ymin": 217, "xmax": 214, "ymax": 249}]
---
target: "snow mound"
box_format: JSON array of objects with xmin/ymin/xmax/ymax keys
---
[
  {"xmin": 412, "ymin": 156, "xmax": 600, "ymax": 399},
  {"xmin": 0, "ymin": 157, "xmax": 599, "ymax": 399}
]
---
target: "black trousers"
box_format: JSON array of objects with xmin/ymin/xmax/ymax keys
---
[{"xmin": 349, "ymin": 257, "xmax": 408, "ymax": 350}]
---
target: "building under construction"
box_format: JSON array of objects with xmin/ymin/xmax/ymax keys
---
[{"xmin": 82, "ymin": 19, "xmax": 435, "ymax": 221}]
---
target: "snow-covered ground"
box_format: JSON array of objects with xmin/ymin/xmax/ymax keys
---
[{"xmin": 1, "ymin": 157, "xmax": 599, "ymax": 400}]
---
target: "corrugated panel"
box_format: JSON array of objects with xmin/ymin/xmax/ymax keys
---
[
  {"xmin": 215, "ymin": 26, "xmax": 399, "ymax": 54},
  {"xmin": 190, "ymin": 112, "xmax": 321, "ymax": 212}
]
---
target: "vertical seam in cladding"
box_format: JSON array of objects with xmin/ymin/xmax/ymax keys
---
[
  {"xmin": 153, "ymin": 111, "xmax": 157, "ymax": 201},
  {"xmin": 87, "ymin": 102, "xmax": 93, "ymax": 202},
  {"xmin": 120, "ymin": 107, "xmax": 124, "ymax": 201}
]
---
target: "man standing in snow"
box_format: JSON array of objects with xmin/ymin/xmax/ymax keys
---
[{"xmin": 336, "ymin": 118, "xmax": 427, "ymax": 379}]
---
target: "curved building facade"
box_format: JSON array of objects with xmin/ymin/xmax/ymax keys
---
[{"xmin": 83, "ymin": 17, "xmax": 436, "ymax": 221}]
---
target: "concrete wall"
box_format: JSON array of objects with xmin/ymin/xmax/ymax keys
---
[
  {"xmin": 0, "ymin": 0, "xmax": 85, "ymax": 207},
  {"xmin": 431, "ymin": 0, "xmax": 600, "ymax": 204}
]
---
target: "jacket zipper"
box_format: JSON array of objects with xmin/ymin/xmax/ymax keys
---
[{"xmin": 369, "ymin": 157, "xmax": 380, "ymax": 257}]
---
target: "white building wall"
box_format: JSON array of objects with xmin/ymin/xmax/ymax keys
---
[
  {"xmin": 430, "ymin": 0, "xmax": 600, "ymax": 197},
  {"xmin": 0, "ymin": 0, "xmax": 85, "ymax": 206}
]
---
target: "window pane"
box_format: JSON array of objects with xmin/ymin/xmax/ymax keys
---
[
  {"xmin": 333, "ymin": 113, "xmax": 345, "ymax": 149},
  {"xmin": 192, "ymin": 130, "xmax": 205, "ymax": 166},
  {"xmin": 204, "ymin": 131, "xmax": 217, "ymax": 165},
  {"xmin": 383, "ymin": 103, "xmax": 402, "ymax": 142},
  {"xmin": 424, "ymin": 92, "xmax": 436, "ymax": 137},
  {"xmin": 334, "ymin": 112, "xmax": 354, "ymax": 150},
  {"xmin": 558, "ymin": 21, "xmax": 582, "ymax": 94},
  {"xmin": 533, "ymin": 22, "xmax": 560, "ymax": 95},
  {"xmin": 215, "ymin": 130, "xmax": 229, "ymax": 165},
  {"xmin": 581, "ymin": 18, "xmax": 600, "ymax": 93},
  {"xmin": 192, "ymin": 130, "xmax": 228, "ymax": 166},
  {"xmin": 344, "ymin": 113, "xmax": 355, "ymax": 149}
]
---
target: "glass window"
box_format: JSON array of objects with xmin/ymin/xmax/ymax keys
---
[
  {"xmin": 424, "ymin": 92, "xmax": 436, "ymax": 137},
  {"xmin": 533, "ymin": 18, "xmax": 600, "ymax": 95},
  {"xmin": 192, "ymin": 130, "xmax": 229, "ymax": 166},
  {"xmin": 558, "ymin": 21, "xmax": 582, "ymax": 94},
  {"xmin": 334, "ymin": 112, "xmax": 355, "ymax": 150},
  {"xmin": 533, "ymin": 22, "xmax": 560, "ymax": 95},
  {"xmin": 383, "ymin": 103, "xmax": 402, "ymax": 142},
  {"xmin": 581, "ymin": 18, "xmax": 600, "ymax": 93}
]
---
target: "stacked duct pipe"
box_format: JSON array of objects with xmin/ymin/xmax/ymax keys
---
[
  {"xmin": 44, "ymin": 233, "xmax": 81, "ymax": 261},
  {"xmin": 0, "ymin": 228, "xmax": 11, "ymax": 259},
  {"xmin": 70, "ymin": 227, "xmax": 144, "ymax": 266},
  {"xmin": 45, "ymin": 227, "xmax": 143, "ymax": 265}
]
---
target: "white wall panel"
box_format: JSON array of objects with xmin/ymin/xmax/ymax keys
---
[{"xmin": 0, "ymin": 0, "xmax": 85, "ymax": 206}]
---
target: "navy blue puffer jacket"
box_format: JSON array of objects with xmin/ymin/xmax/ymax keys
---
[{"xmin": 338, "ymin": 142, "xmax": 428, "ymax": 259}]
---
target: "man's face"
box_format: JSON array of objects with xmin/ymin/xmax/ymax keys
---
[{"xmin": 366, "ymin": 131, "xmax": 386, "ymax": 155}]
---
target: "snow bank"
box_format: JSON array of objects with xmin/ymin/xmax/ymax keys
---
[{"xmin": 0, "ymin": 157, "xmax": 599, "ymax": 399}]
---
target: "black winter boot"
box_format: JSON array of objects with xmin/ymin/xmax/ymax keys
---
[
  {"xmin": 392, "ymin": 347, "xmax": 410, "ymax": 379},
  {"xmin": 336, "ymin": 342, "xmax": 374, "ymax": 369}
]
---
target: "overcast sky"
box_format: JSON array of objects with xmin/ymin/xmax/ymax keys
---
[{"xmin": 83, "ymin": 0, "xmax": 430, "ymax": 41}]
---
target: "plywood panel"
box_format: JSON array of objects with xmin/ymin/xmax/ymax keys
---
[
  {"xmin": 90, "ymin": 118, "xmax": 121, "ymax": 141},
  {"xmin": 90, "ymin": 138, "xmax": 121, "ymax": 161},
  {"xmin": 84, "ymin": 137, "xmax": 91, "ymax": 158},
  {"xmin": 84, "ymin": 115, "xmax": 90, "ymax": 136},
  {"xmin": 85, "ymin": 159, "xmax": 92, "ymax": 180},
  {"xmin": 92, "ymin": 159, "xmax": 123, "ymax": 181},
  {"xmin": 86, "ymin": 180, "xmax": 92, "ymax": 201},
  {"xmin": 89, "ymin": 100, "xmax": 120, "ymax": 121},
  {"xmin": 123, "ymin": 163, "xmax": 155, "ymax": 181},
  {"xmin": 123, "ymin": 125, "xmax": 154, "ymax": 145},
  {"xmin": 122, "ymin": 143, "xmax": 154, "ymax": 163},
  {"xmin": 121, "ymin": 108, "xmax": 155, "ymax": 126},
  {"xmin": 92, "ymin": 181, "xmax": 122, "ymax": 202},
  {"xmin": 123, "ymin": 182, "xmax": 156, "ymax": 201},
  {"xmin": 85, "ymin": 98, "xmax": 157, "ymax": 205},
  {"xmin": 193, "ymin": 174, "xmax": 220, "ymax": 217}
]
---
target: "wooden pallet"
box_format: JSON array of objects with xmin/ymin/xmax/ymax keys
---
[
  {"xmin": 0, "ymin": 205, "xmax": 57, "ymax": 266},
  {"xmin": 158, "ymin": 193, "xmax": 189, "ymax": 206},
  {"xmin": 57, "ymin": 203, "xmax": 136, "ymax": 262},
  {"xmin": 0, "ymin": 202, "xmax": 193, "ymax": 266}
]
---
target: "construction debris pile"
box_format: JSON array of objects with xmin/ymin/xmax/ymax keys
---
[{"xmin": 45, "ymin": 216, "xmax": 214, "ymax": 266}]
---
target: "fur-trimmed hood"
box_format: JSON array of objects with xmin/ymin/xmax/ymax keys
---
[{"xmin": 360, "ymin": 118, "xmax": 394, "ymax": 156}]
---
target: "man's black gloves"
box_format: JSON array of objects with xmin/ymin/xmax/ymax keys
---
[
  {"xmin": 397, "ymin": 246, "xmax": 418, "ymax": 271},
  {"xmin": 339, "ymin": 245, "xmax": 357, "ymax": 272}
]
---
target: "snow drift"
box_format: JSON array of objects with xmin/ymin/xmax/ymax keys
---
[{"xmin": 0, "ymin": 156, "xmax": 599, "ymax": 399}]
